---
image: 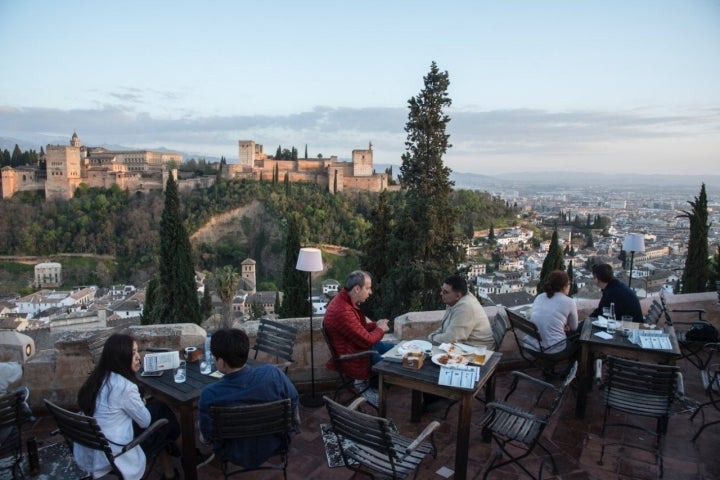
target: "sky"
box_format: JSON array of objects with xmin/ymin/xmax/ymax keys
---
[{"xmin": 1, "ymin": 0, "xmax": 719, "ymax": 176}]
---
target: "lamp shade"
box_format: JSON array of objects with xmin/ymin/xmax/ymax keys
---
[
  {"xmin": 296, "ymin": 247, "xmax": 323, "ymax": 272},
  {"xmin": 622, "ymin": 233, "xmax": 645, "ymax": 253}
]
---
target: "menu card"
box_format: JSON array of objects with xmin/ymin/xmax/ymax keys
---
[
  {"xmin": 438, "ymin": 365, "xmax": 480, "ymax": 389},
  {"xmin": 629, "ymin": 329, "xmax": 672, "ymax": 349}
]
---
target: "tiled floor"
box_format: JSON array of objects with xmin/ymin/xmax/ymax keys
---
[{"xmin": 4, "ymin": 355, "xmax": 719, "ymax": 479}]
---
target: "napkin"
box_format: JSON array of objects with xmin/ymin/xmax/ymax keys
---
[{"xmin": 594, "ymin": 331, "xmax": 614, "ymax": 340}]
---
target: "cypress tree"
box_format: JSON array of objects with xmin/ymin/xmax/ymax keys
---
[
  {"xmin": 680, "ymin": 183, "xmax": 710, "ymax": 293},
  {"xmin": 151, "ymin": 174, "xmax": 201, "ymax": 325},
  {"xmin": 537, "ymin": 228, "xmax": 565, "ymax": 295},
  {"xmin": 378, "ymin": 61, "xmax": 460, "ymax": 317},
  {"xmin": 279, "ymin": 216, "xmax": 309, "ymax": 318}
]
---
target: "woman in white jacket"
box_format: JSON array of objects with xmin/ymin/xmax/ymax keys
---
[{"xmin": 74, "ymin": 334, "xmax": 179, "ymax": 480}]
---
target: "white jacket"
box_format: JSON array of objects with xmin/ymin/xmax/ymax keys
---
[{"xmin": 73, "ymin": 372, "xmax": 151, "ymax": 480}]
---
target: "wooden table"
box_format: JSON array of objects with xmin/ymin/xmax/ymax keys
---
[
  {"xmin": 575, "ymin": 319, "xmax": 681, "ymax": 418},
  {"xmin": 373, "ymin": 351, "xmax": 502, "ymax": 480},
  {"xmin": 137, "ymin": 359, "xmax": 253, "ymax": 480}
]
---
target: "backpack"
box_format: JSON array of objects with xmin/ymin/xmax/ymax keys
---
[{"xmin": 685, "ymin": 323, "xmax": 719, "ymax": 342}]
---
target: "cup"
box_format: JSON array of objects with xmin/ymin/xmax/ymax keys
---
[
  {"xmin": 474, "ymin": 346, "xmax": 487, "ymax": 364},
  {"xmin": 173, "ymin": 360, "xmax": 187, "ymax": 383},
  {"xmin": 602, "ymin": 307, "xmax": 612, "ymax": 318},
  {"xmin": 184, "ymin": 346, "xmax": 197, "ymax": 361},
  {"xmin": 606, "ymin": 319, "xmax": 618, "ymax": 335},
  {"xmin": 620, "ymin": 315, "xmax": 633, "ymax": 329}
]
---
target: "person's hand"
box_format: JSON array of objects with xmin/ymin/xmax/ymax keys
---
[{"xmin": 377, "ymin": 319, "xmax": 390, "ymax": 332}]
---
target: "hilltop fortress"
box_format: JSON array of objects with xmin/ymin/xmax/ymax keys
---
[{"xmin": 1, "ymin": 134, "xmax": 394, "ymax": 200}]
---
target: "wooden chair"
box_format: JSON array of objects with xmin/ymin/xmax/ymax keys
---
[
  {"xmin": 0, "ymin": 391, "xmax": 25, "ymax": 479},
  {"xmin": 44, "ymin": 399, "xmax": 168, "ymax": 480},
  {"xmin": 598, "ymin": 356, "xmax": 680, "ymax": 477},
  {"xmin": 479, "ymin": 361, "xmax": 577, "ymax": 480},
  {"xmin": 690, "ymin": 342, "xmax": 720, "ymax": 441},
  {"xmin": 506, "ymin": 307, "xmax": 579, "ymax": 379},
  {"xmin": 321, "ymin": 325, "xmax": 377, "ymax": 408},
  {"xmin": 209, "ymin": 398, "xmax": 296, "ymax": 480},
  {"xmin": 251, "ymin": 318, "xmax": 298, "ymax": 373},
  {"xmin": 324, "ymin": 395, "xmax": 440, "ymax": 479},
  {"xmin": 492, "ymin": 307, "xmax": 510, "ymax": 351}
]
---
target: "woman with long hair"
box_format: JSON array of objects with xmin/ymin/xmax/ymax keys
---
[
  {"xmin": 75, "ymin": 333, "xmax": 180, "ymax": 480},
  {"xmin": 526, "ymin": 270, "xmax": 579, "ymax": 353}
]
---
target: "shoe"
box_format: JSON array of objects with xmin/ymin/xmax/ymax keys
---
[
  {"xmin": 160, "ymin": 468, "xmax": 179, "ymax": 480},
  {"xmin": 196, "ymin": 449, "xmax": 214, "ymax": 468}
]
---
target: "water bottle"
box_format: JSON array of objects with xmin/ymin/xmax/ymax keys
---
[
  {"xmin": 200, "ymin": 332, "xmax": 212, "ymax": 374},
  {"xmin": 609, "ymin": 302, "xmax": 615, "ymax": 320}
]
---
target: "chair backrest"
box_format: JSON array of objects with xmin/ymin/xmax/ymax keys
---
[
  {"xmin": 603, "ymin": 356, "xmax": 678, "ymax": 417},
  {"xmin": 324, "ymin": 396, "xmax": 401, "ymax": 475},
  {"xmin": 44, "ymin": 399, "xmax": 119, "ymax": 475},
  {"xmin": 506, "ymin": 307, "xmax": 543, "ymax": 358},
  {"xmin": 252, "ymin": 318, "xmax": 298, "ymax": 370},
  {"xmin": 0, "ymin": 391, "xmax": 24, "ymax": 460},
  {"xmin": 209, "ymin": 398, "xmax": 294, "ymax": 442},
  {"xmin": 492, "ymin": 308, "xmax": 509, "ymax": 351},
  {"xmin": 645, "ymin": 300, "xmax": 664, "ymax": 326}
]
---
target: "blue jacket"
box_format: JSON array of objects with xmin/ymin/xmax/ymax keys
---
[
  {"xmin": 198, "ymin": 364, "xmax": 298, "ymax": 469},
  {"xmin": 591, "ymin": 278, "xmax": 644, "ymax": 322}
]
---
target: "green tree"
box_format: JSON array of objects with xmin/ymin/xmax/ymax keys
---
[
  {"xmin": 537, "ymin": 228, "xmax": 565, "ymax": 295},
  {"xmin": 278, "ymin": 216, "xmax": 308, "ymax": 318},
  {"xmin": 488, "ymin": 224, "xmax": 495, "ymax": 243},
  {"xmin": 680, "ymin": 183, "xmax": 710, "ymax": 293},
  {"xmin": 567, "ymin": 262, "xmax": 578, "ymax": 296},
  {"xmin": 200, "ymin": 282, "xmax": 213, "ymax": 319},
  {"xmin": 148, "ymin": 174, "xmax": 201, "ymax": 325},
  {"xmin": 376, "ymin": 62, "xmax": 460, "ymax": 317},
  {"xmin": 708, "ymin": 243, "xmax": 720, "ymax": 291},
  {"xmin": 213, "ymin": 265, "xmax": 240, "ymax": 328}
]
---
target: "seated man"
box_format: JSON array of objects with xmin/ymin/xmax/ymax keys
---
[
  {"xmin": 428, "ymin": 274, "xmax": 494, "ymax": 348},
  {"xmin": 323, "ymin": 270, "xmax": 394, "ymax": 403},
  {"xmin": 198, "ymin": 329, "xmax": 299, "ymax": 470},
  {"xmin": 589, "ymin": 263, "xmax": 643, "ymax": 322}
]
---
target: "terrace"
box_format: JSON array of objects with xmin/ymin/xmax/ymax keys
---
[{"xmin": 2, "ymin": 292, "xmax": 719, "ymax": 479}]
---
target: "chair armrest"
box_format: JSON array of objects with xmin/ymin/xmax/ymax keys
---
[
  {"xmin": 510, "ymin": 370, "xmax": 555, "ymax": 391},
  {"xmin": 337, "ymin": 350, "xmax": 376, "ymax": 361},
  {"xmin": 672, "ymin": 308, "xmax": 705, "ymax": 314},
  {"xmin": 118, "ymin": 418, "xmax": 169, "ymax": 455},
  {"xmin": 404, "ymin": 420, "xmax": 441, "ymax": 455},
  {"xmin": 347, "ymin": 396, "xmax": 367, "ymax": 411}
]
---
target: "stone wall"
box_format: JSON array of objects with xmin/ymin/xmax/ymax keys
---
[{"xmin": 12, "ymin": 292, "xmax": 720, "ymax": 411}]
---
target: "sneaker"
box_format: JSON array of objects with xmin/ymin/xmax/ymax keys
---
[{"xmin": 196, "ymin": 449, "xmax": 214, "ymax": 468}]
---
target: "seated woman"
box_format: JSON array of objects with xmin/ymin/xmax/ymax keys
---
[
  {"xmin": 525, "ymin": 270, "xmax": 579, "ymax": 353},
  {"xmin": 75, "ymin": 333, "xmax": 181, "ymax": 480}
]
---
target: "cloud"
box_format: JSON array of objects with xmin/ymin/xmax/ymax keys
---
[{"xmin": 0, "ymin": 103, "xmax": 717, "ymax": 174}]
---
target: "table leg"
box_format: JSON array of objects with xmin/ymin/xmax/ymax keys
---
[
  {"xmin": 378, "ymin": 373, "xmax": 387, "ymax": 417},
  {"xmin": 177, "ymin": 402, "xmax": 197, "ymax": 480},
  {"xmin": 410, "ymin": 389, "xmax": 422, "ymax": 423},
  {"xmin": 575, "ymin": 344, "xmax": 590, "ymax": 418},
  {"xmin": 454, "ymin": 393, "xmax": 473, "ymax": 480},
  {"xmin": 481, "ymin": 375, "xmax": 496, "ymax": 442}
]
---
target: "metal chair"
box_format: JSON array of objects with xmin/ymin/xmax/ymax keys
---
[
  {"xmin": 44, "ymin": 399, "xmax": 168, "ymax": 480},
  {"xmin": 0, "ymin": 391, "xmax": 25, "ymax": 479},
  {"xmin": 659, "ymin": 293, "xmax": 716, "ymax": 369},
  {"xmin": 690, "ymin": 342, "xmax": 720, "ymax": 441},
  {"xmin": 251, "ymin": 318, "xmax": 298, "ymax": 373},
  {"xmin": 598, "ymin": 356, "xmax": 680, "ymax": 477},
  {"xmin": 506, "ymin": 307, "xmax": 580, "ymax": 379},
  {"xmin": 321, "ymin": 325, "xmax": 377, "ymax": 408},
  {"xmin": 324, "ymin": 395, "xmax": 440, "ymax": 479},
  {"xmin": 479, "ymin": 361, "xmax": 577, "ymax": 480},
  {"xmin": 208, "ymin": 398, "xmax": 295, "ymax": 480}
]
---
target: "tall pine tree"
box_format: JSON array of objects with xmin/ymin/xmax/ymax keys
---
[
  {"xmin": 680, "ymin": 183, "xmax": 710, "ymax": 293},
  {"xmin": 374, "ymin": 62, "xmax": 460, "ymax": 318},
  {"xmin": 149, "ymin": 173, "xmax": 201, "ymax": 325}
]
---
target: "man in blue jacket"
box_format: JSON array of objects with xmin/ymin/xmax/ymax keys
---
[{"xmin": 590, "ymin": 263, "xmax": 643, "ymax": 322}]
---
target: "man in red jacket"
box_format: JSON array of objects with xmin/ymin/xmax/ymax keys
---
[{"xmin": 323, "ymin": 270, "xmax": 394, "ymax": 401}]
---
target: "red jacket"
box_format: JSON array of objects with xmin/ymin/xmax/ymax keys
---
[{"xmin": 323, "ymin": 289, "xmax": 384, "ymax": 380}]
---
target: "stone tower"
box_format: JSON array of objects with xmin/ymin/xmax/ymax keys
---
[{"xmin": 45, "ymin": 133, "xmax": 83, "ymax": 200}]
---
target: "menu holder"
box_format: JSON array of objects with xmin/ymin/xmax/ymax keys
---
[{"xmin": 438, "ymin": 364, "xmax": 480, "ymax": 389}]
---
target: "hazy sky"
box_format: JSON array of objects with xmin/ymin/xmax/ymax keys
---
[{"xmin": 1, "ymin": 0, "xmax": 719, "ymax": 175}]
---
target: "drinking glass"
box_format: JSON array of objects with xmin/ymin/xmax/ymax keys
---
[
  {"xmin": 606, "ymin": 319, "xmax": 618, "ymax": 335},
  {"xmin": 173, "ymin": 360, "xmax": 187, "ymax": 383},
  {"xmin": 602, "ymin": 307, "xmax": 612, "ymax": 319}
]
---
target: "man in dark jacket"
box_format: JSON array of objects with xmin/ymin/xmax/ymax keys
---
[{"xmin": 590, "ymin": 263, "xmax": 643, "ymax": 322}]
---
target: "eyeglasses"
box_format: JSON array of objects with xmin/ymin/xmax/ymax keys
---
[{"xmin": 441, "ymin": 289, "xmax": 454, "ymax": 295}]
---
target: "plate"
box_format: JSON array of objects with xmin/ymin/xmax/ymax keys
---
[
  {"xmin": 592, "ymin": 319, "xmax": 607, "ymax": 328},
  {"xmin": 431, "ymin": 353, "xmax": 469, "ymax": 367},
  {"xmin": 397, "ymin": 340, "xmax": 432, "ymax": 355}
]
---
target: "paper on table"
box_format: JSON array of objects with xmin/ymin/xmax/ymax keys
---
[{"xmin": 594, "ymin": 331, "xmax": 614, "ymax": 340}]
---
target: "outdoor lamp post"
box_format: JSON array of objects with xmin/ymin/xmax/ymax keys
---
[
  {"xmin": 296, "ymin": 247, "xmax": 324, "ymax": 407},
  {"xmin": 623, "ymin": 233, "xmax": 645, "ymax": 289}
]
